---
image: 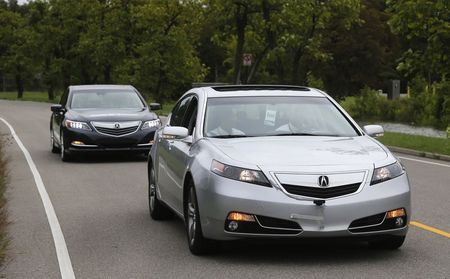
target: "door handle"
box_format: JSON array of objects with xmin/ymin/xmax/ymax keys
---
[{"xmin": 167, "ymin": 140, "xmax": 174, "ymax": 150}]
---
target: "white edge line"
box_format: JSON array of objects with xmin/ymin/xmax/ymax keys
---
[
  {"xmin": 397, "ymin": 156, "xmax": 450, "ymax": 168},
  {"xmin": 0, "ymin": 117, "xmax": 76, "ymax": 279}
]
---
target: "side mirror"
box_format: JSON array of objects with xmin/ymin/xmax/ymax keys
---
[
  {"xmin": 149, "ymin": 103, "xmax": 162, "ymax": 111},
  {"xmin": 51, "ymin": 104, "xmax": 64, "ymax": 113},
  {"xmin": 363, "ymin": 125, "xmax": 384, "ymax": 138},
  {"xmin": 162, "ymin": 126, "xmax": 188, "ymax": 139}
]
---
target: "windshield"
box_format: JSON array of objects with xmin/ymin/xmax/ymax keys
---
[
  {"xmin": 70, "ymin": 89, "xmax": 145, "ymax": 109},
  {"xmin": 204, "ymin": 96, "xmax": 360, "ymax": 138}
]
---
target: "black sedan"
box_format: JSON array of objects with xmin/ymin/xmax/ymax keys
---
[{"xmin": 50, "ymin": 84, "xmax": 161, "ymax": 161}]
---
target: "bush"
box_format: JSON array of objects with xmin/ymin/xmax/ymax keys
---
[{"xmin": 340, "ymin": 80, "xmax": 450, "ymax": 130}]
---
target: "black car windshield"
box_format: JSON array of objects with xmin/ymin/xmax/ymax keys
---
[
  {"xmin": 204, "ymin": 96, "xmax": 360, "ymax": 138},
  {"xmin": 70, "ymin": 89, "xmax": 145, "ymax": 109}
]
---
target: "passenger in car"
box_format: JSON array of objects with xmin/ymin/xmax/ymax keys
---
[{"xmin": 206, "ymin": 107, "xmax": 245, "ymax": 136}]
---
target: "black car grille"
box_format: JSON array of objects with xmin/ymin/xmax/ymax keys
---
[
  {"xmin": 281, "ymin": 182, "xmax": 361, "ymax": 199},
  {"xmin": 95, "ymin": 126, "xmax": 139, "ymax": 136},
  {"xmin": 256, "ymin": 215, "xmax": 301, "ymax": 230},
  {"xmin": 349, "ymin": 213, "xmax": 386, "ymax": 228}
]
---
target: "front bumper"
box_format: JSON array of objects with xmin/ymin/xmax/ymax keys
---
[
  {"xmin": 63, "ymin": 127, "xmax": 157, "ymax": 152},
  {"xmin": 197, "ymin": 173, "xmax": 411, "ymax": 240}
]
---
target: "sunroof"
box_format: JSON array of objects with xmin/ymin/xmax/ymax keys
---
[{"xmin": 211, "ymin": 85, "xmax": 310, "ymax": 92}]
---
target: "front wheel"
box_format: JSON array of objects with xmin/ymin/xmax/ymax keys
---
[
  {"xmin": 368, "ymin": 235, "xmax": 406, "ymax": 249},
  {"xmin": 148, "ymin": 166, "xmax": 172, "ymax": 220},
  {"xmin": 185, "ymin": 182, "xmax": 218, "ymax": 255},
  {"xmin": 50, "ymin": 127, "xmax": 60, "ymax": 154},
  {"xmin": 60, "ymin": 130, "xmax": 72, "ymax": 162}
]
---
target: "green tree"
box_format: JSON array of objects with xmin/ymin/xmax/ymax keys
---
[
  {"xmin": 387, "ymin": 0, "xmax": 450, "ymax": 85},
  {"xmin": 0, "ymin": 1, "xmax": 34, "ymax": 98}
]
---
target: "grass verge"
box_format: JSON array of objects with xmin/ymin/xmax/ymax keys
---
[
  {"xmin": 0, "ymin": 91, "xmax": 59, "ymax": 103},
  {"xmin": 0, "ymin": 139, "xmax": 9, "ymax": 265},
  {"xmin": 378, "ymin": 132, "xmax": 450, "ymax": 156}
]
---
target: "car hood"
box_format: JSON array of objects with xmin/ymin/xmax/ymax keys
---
[
  {"xmin": 67, "ymin": 108, "xmax": 158, "ymax": 122},
  {"xmin": 208, "ymin": 136, "xmax": 388, "ymax": 167}
]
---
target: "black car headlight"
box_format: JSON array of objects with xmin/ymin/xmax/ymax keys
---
[
  {"xmin": 64, "ymin": 119, "xmax": 91, "ymax": 131},
  {"xmin": 371, "ymin": 161, "xmax": 404, "ymax": 185},
  {"xmin": 141, "ymin": 119, "xmax": 161, "ymax": 130},
  {"xmin": 211, "ymin": 160, "xmax": 271, "ymax": 187}
]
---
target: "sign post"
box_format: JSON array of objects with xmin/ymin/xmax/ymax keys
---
[{"xmin": 243, "ymin": 53, "xmax": 252, "ymax": 67}]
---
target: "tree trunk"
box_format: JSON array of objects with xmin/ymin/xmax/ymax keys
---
[
  {"xmin": 247, "ymin": 0, "xmax": 275, "ymax": 83},
  {"xmin": 104, "ymin": 64, "xmax": 111, "ymax": 83},
  {"xmin": 48, "ymin": 84, "xmax": 55, "ymax": 101},
  {"xmin": 233, "ymin": 3, "xmax": 248, "ymax": 84},
  {"xmin": 291, "ymin": 48, "xmax": 303, "ymax": 85},
  {"xmin": 15, "ymin": 73, "xmax": 24, "ymax": 99},
  {"xmin": 154, "ymin": 67, "xmax": 164, "ymax": 104}
]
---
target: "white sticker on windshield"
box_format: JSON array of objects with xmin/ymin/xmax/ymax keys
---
[{"xmin": 264, "ymin": 109, "xmax": 277, "ymax": 126}]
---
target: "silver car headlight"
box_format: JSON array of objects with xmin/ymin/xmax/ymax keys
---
[
  {"xmin": 141, "ymin": 119, "xmax": 161, "ymax": 130},
  {"xmin": 64, "ymin": 119, "xmax": 91, "ymax": 131},
  {"xmin": 211, "ymin": 160, "xmax": 271, "ymax": 187},
  {"xmin": 371, "ymin": 161, "xmax": 404, "ymax": 185}
]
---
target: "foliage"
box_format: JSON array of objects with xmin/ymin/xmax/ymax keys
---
[
  {"xmin": 387, "ymin": 0, "xmax": 450, "ymax": 83},
  {"xmin": 341, "ymin": 81, "xmax": 450, "ymax": 129},
  {"xmin": 0, "ymin": 0, "xmax": 449, "ymax": 117}
]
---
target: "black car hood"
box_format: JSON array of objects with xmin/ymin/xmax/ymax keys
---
[{"xmin": 66, "ymin": 108, "xmax": 158, "ymax": 122}]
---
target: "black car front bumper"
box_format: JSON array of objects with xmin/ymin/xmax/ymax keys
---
[{"xmin": 63, "ymin": 126, "xmax": 157, "ymax": 153}]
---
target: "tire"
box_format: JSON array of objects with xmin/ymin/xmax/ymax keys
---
[
  {"xmin": 184, "ymin": 182, "xmax": 218, "ymax": 255},
  {"xmin": 368, "ymin": 235, "xmax": 406, "ymax": 250},
  {"xmin": 148, "ymin": 166, "xmax": 172, "ymax": 220},
  {"xmin": 60, "ymin": 130, "xmax": 72, "ymax": 162},
  {"xmin": 50, "ymin": 127, "xmax": 60, "ymax": 154}
]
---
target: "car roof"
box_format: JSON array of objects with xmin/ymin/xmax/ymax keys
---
[
  {"xmin": 198, "ymin": 85, "xmax": 326, "ymax": 98},
  {"xmin": 69, "ymin": 84, "xmax": 136, "ymax": 91}
]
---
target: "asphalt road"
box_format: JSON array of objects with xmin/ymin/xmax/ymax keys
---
[{"xmin": 0, "ymin": 100, "xmax": 449, "ymax": 279}]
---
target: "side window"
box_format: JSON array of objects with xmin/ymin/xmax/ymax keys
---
[
  {"xmin": 183, "ymin": 97, "xmax": 198, "ymax": 135},
  {"xmin": 60, "ymin": 88, "xmax": 69, "ymax": 107},
  {"xmin": 170, "ymin": 96, "xmax": 192, "ymax": 126}
]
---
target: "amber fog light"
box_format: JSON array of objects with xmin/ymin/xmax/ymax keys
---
[
  {"xmin": 386, "ymin": 208, "xmax": 406, "ymax": 219},
  {"xmin": 71, "ymin": 140, "xmax": 85, "ymax": 146},
  {"xmin": 227, "ymin": 212, "xmax": 256, "ymax": 222}
]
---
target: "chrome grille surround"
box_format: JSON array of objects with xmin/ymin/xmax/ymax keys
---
[
  {"xmin": 91, "ymin": 121, "xmax": 141, "ymax": 137},
  {"xmin": 271, "ymin": 170, "xmax": 369, "ymax": 201}
]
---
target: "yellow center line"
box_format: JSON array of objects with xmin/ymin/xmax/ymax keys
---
[{"xmin": 410, "ymin": 221, "xmax": 450, "ymax": 238}]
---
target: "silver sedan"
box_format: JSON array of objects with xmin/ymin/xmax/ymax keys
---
[{"xmin": 148, "ymin": 85, "xmax": 411, "ymax": 255}]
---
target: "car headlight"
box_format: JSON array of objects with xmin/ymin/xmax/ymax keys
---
[
  {"xmin": 211, "ymin": 160, "xmax": 271, "ymax": 187},
  {"xmin": 64, "ymin": 119, "xmax": 91, "ymax": 131},
  {"xmin": 141, "ymin": 119, "xmax": 161, "ymax": 130},
  {"xmin": 371, "ymin": 161, "xmax": 404, "ymax": 185}
]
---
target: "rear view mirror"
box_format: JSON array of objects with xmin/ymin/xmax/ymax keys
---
[
  {"xmin": 150, "ymin": 103, "xmax": 162, "ymax": 111},
  {"xmin": 162, "ymin": 126, "xmax": 188, "ymax": 139},
  {"xmin": 51, "ymin": 104, "xmax": 63, "ymax": 113},
  {"xmin": 363, "ymin": 125, "xmax": 384, "ymax": 138}
]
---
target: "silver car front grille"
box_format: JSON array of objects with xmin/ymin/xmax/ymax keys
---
[
  {"xmin": 91, "ymin": 121, "xmax": 141, "ymax": 137},
  {"xmin": 281, "ymin": 182, "xmax": 361, "ymax": 199},
  {"xmin": 275, "ymin": 171, "xmax": 366, "ymax": 199}
]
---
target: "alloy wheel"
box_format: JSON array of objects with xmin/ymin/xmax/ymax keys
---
[{"xmin": 187, "ymin": 187, "xmax": 197, "ymax": 246}]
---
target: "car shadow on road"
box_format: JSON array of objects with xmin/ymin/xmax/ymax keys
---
[
  {"xmin": 214, "ymin": 238, "xmax": 403, "ymax": 264},
  {"xmin": 156, "ymin": 217, "xmax": 405, "ymax": 265},
  {"xmin": 66, "ymin": 152, "xmax": 147, "ymax": 164}
]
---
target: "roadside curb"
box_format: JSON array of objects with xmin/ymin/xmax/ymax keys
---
[{"xmin": 387, "ymin": 145, "xmax": 450, "ymax": 162}]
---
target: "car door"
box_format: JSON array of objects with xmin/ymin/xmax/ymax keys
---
[
  {"xmin": 52, "ymin": 88, "xmax": 69, "ymax": 145},
  {"xmin": 156, "ymin": 95, "xmax": 192, "ymax": 211},
  {"xmin": 164, "ymin": 96, "xmax": 199, "ymax": 213}
]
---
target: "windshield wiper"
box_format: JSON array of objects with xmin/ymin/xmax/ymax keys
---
[
  {"xmin": 273, "ymin": 132, "xmax": 319, "ymax": 136},
  {"xmin": 273, "ymin": 133, "xmax": 340, "ymax": 137},
  {"xmin": 210, "ymin": 135, "xmax": 252, "ymax": 138}
]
